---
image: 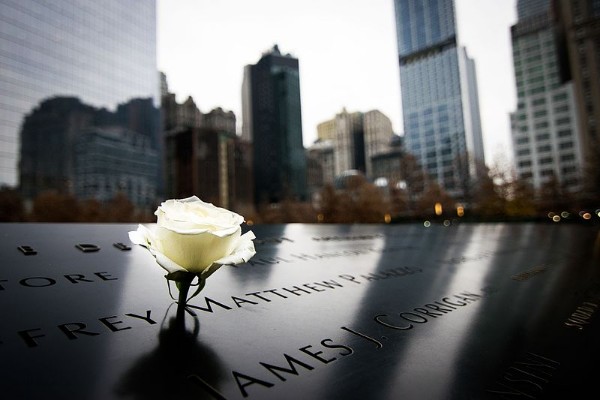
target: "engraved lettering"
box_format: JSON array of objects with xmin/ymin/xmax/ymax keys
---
[
  {"xmin": 248, "ymin": 259, "xmax": 266, "ymax": 266},
  {"xmin": 113, "ymin": 242, "xmax": 131, "ymax": 251},
  {"xmin": 313, "ymin": 280, "xmax": 344, "ymax": 290},
  {"xmin": 125, "ymin": 310, "xmax": 157, "ymax": 325},
  {"xmin": 338, "ymin": 274, "xmax": 361, "ymax": 284},
  {"xmin": 503, "ymin": 372, "xmax": 543, "ymax": 392},
  {"xmin": 18, "ymin": 245, "xmax": 37, "ymax": 255},
  {"xmin": 18, "ymin": 328, "xmax": 45, "ymax": 347},
  {"xmin": 442, "ymin": 297, "xmax": 467, "ymax": 306},
  {"xmin": 57, "ymin": 323, "xmax": 100, "ymax": 340},
  {"xmin": 245, "ymin": 292, "xmax": 272, "ymax": 302},
  {"xmin": 434, "ymin": 300, "xmax": 456, "ymax": 309},
  {"xmin": 303, "ymin": 283, "xmax": 326, "ymax": 292},
  {"xmin": 64, "ymin": 274, "xmax": 94, "ymax": 284},
  {"xmin": 262, "ymin": 288, "xmax": 288, "ymax": 299},
  {"xmin": 20, "ymin": 277, "xmax": 56, "ymax": 288},
  {"xmin": 291, "ymin": 253, "xmax": 317, "ymax": 261},
  {"xmin": 282, "ymin": 286, "xmax": 311, "ymax": 296},
  {"xmin": 94, "ymin": 272, "xmax": 117, "ymax": 281},
  {"xmin": 188, "ymin": 375, "xmax": 228, "ymax": 400},
  {"xmin": 0, "ymin": 279, "xmax": 7, "ymax": 290},
  {"xmin": 424, "ymin": 304, "xmax": 454, "ymax": 313},
  {"xmin": 486, "ymin": 382, "xmax": 537, "ymax": 398},
  {"xmin": 320, "ymin": 338, "xmax": 353, "ymax": 356},
  {"xmin": 76, "ymin": 243, "xmax": 100, "ymax": 252},
  {"xmin": 487, "ymin": 353, "xmax": 559, "ymax": 398},
  {"xmin": 399, "ymin": 312, "xmax": 428, "ymax": 323},
  {"xmin": 259, "ymin": 354, "xmax": 314, "ymax": 381},
  {"xmin": 361, "ymin": 273, "xmax": 382, "ymax": 281},
  {"xmin": 187, "ymin": 298, "xmax": 233, "ymax": 313},
  {"xmin": 341, "ymin": 326, "xmax": 383, "ymax": 348},
  {"xmin": 232, "ymin": 370, "xmax": 274, "ymax": 398},
  {"xmin": 231, "ymin": 296, "xmax": 259, "ymax": 307},
  {"xmin": 564, "ymin": 301, "xmax": 598, "ymax": 331},
  {"xmin": 299, "ymin": 345, "xmax": 336, "ymax": 364},
  {"xmin": 374, "ymin": 314, "xmax": 413, "ymax": 330},
  {"xmin": 413, "ymin": 307, "xmax": 443, "ymax": 318},
  {"xmin": 99, "ymin": 316, "xmax": 132, "ymax": 332}
]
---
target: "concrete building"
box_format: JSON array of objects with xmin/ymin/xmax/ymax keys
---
[
  {"xmin": 332, "ymin": 109, "xmax": 365, "ymax": 176},
  {"xmin": 306, "ymin": 139, "xmax": 335, "ymax": 197},
  {"xmin": 364, "ymin": 110, "xmax": 394, "ymax": 180},
  {"xmin": 510, "ymin": 0, "xmax": 584, "ymax": 192},
  {"xmin": 554, "ymin": 0, "xmax": 600, "ymax": 197},
  {"xmin": 316, "ymin": 108, "xmax": 394, "ymax": 180}
]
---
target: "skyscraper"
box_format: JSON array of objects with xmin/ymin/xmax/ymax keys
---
[
  {"xmin": 510, "ymin": 0, "xmax": 583, "ymax": 192},
  {"xmin": 0, "ymin": 1, "xmax": 159, "ymax": 198},
  {"xmin": 242, "ymin": 45, "xmax": 307, "ymax": 204},
  {"xmin": 554, "ymin": 0, "xmax": 600, "ymax": 200},
  {"xmin": 393, "ymin": 0, "xmax": 485, "ymax": 200}
]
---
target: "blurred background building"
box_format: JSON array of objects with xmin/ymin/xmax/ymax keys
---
[
  {"xmin": 393, "ymin": 0, "xmax": 486, "ymax": 202},
  {"xmin": 554, "ymin": 0, "xmax": 600, "ymax": 202},
  {"xmin": 1, "ymin": 0, "xmax": 598, "ymax": 223},
  {"xmin": 161, "ymin": 75, "xmax": 252, "ymax": 213},
  {"xmin": 0, "ymin": 0, "xmax": 160, "ymax": 212},
  {"xmin": 510, "ymin": 0, "xmax": 583, "ymax": 194},
  {"xmin": 242, "ymin": 45, "xmax": 307, "ymax": 205}
]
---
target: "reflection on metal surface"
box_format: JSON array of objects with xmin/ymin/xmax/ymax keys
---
[{"xmin": 0, "ymin": 223, "xmax": 599, "ymax": 399}]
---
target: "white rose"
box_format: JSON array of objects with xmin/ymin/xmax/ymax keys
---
[{"xmin": 129, "ymin": 196, "xmax": 256, "ymax": 278}]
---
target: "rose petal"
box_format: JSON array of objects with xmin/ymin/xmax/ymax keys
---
[
  {"xmin": 128, "ymin": 224, "xmax": 154, "ymax": 247},
  {"xmin": 128, "ymin": 197, "xmax": 256, "ymax": 280},
  {"xmin": 154, "ymin": 251, "xmax": 188, "ymax": 274},
  {"xmin": 212, "ymin": 231, "xmax": 257, "ymax": 266}
]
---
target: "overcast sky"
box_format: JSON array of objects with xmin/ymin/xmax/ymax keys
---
[{"xmin": 157, "ymin": 0, "xmax": 517, "ymax": 166}]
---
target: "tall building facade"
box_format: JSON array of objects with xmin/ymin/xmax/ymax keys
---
[
  {"xmin": 242, "ymin": 45, "xmax": 307, "ymax": 204},
  {"xmin": 393, "ymin": 0, "xmax": 485, "ymax": 200},
  {"xmin": 0, "ymin": 1, "xmax": 159, "ymax": 196},
  {"xmin": 364, "ymin": 110, "xmax": 394, "ymax": 179},
  {"xmin": 161, "ymin": 77, "xmax": 252, "ymax": 212},
  {"xmin": 19, "ymin": 97, "xmax": 159, "ymax": 209},
  {"xmin": 554, "ymin": 0, "xmax": 600, "ymax": 199},
  {"xmin": 510, "ymin": 0, "xmax": 583, "ymax": 192},
  {"xmin": 306, "ymin": 139, "xmax": 335, "ymax": 196},
  {"xmin": 73, "ymin": 127, "xmax": 158, "ymax": 208},
  {"xmin": 332, "ymin": 109, "xmax": 365, "ymax": 176},
  {"xmin": 165, "ymin": 127, "xmax": 236, "ymax": 209},
  {"xmin": 316, "ymin": 108, "xmax": 393, "ymax": 180}
]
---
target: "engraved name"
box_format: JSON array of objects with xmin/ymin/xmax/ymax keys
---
[
  {"xmin": 486, "ymin": 352, "xmax": 560, "ymax": 398},
  {"xmin": 186, "ymin": 267, "xmax": 423, "ymax": 315},
  {"xmin": 564, "ymin": 301, "xmax": 598, "ymax": 330},
  {"xmin": 511, "ymin": 265, "xmax": 547, "ymax": 281},
  {"xmin": 0, "ymin": 271, "xmax": 117, "ymax": 291}
]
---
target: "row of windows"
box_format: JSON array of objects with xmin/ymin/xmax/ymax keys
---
[{"xmin": 516, "ymin": 141, "xmax": 575, "ymax": 156}]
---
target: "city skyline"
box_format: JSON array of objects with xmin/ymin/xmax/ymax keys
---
[{"xmin": 157, "ymin": 0, "xmax": 517, "ymax": 166}]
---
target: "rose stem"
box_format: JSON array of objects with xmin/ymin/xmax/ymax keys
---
[{"xmin": 176, "ymin": 273, "xmax": 195, "ymax": 322}]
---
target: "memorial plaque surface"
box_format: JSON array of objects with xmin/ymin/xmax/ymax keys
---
[{"xmin": 1, "ymin": 222, "xmax": 599, "ymax": 399}]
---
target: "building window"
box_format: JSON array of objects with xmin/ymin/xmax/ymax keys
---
[{"xmin": 559, "ymin": 141, "xmax": 574, "ymax": 149}]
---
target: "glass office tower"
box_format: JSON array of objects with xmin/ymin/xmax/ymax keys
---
[
  {"xmin": 393, "ymin": 0, "xmax": 485, "ymax": 200},
  {"xmin": 242, "ymin": 45, "xmax": 307, "ymax": 205},
  {"xmin": 0, "ymin": 1, "xmax": 159, "ymax": 207}
]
